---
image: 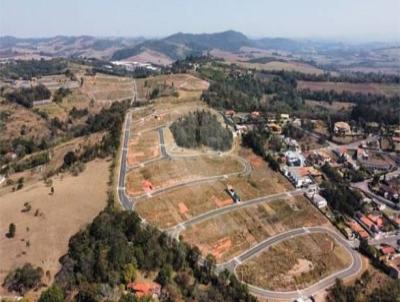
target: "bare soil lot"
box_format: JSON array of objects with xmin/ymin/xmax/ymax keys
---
[
  {"xmin": 181, "ymin": 195, "xmax": 327, "ymax": 262},
  {"xmin": 236, "ymin": 233, "xmax": 351, "ymax": 291},
  {"xmin": 0, "ymin": 159, "xmax": 110, "ymax": 294},
  {"xmin": 135, "ymin": 179, "xmax": 234, "ymax": 229},
  {"xmin": 126, "ymin": 155, "xmax": 243, "ymax": 196}
]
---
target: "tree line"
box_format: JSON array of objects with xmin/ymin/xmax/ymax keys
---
[
  {"xmin": 5, "ymin": 84, "xmax": 51, "ymax": 108},
  {"xmin": 52, "ymin": 204, "xmax": 256, "ymax": 302}
]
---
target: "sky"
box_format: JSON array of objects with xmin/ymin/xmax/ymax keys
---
[{"xmin": 1, "ymin": 0, "xmax": 399, "ymax": 41}]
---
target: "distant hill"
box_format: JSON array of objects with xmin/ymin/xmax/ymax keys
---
[
  {"xmin": 0, "ymin": 35, "xmax": 145, "ymax": 59},
  {"xmin": 111, "ymin": 30, "xmax": 252, "ymax": 61}
]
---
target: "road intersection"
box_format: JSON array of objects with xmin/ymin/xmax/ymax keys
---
[{"xmin": 117, "ymin": 83, "xmax": 363, "ymax": 300}]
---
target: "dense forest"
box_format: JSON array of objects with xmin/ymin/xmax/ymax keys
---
[
  {"xmin": 170, "ymin": 110, "xmax": 233, "ymax": 151},
  {"xmin": 4, "ymin": 84, "xmax": 51, "ymax": 108},
  {"xmin": 50, "ymin": 205, "xmax": 256, "ymax": 302}
]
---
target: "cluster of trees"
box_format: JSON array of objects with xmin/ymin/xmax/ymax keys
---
[
  {"xmin": 0, "ymin": 59, "xmax": 67, "ymax": 80},
  {"xmin": 320, "ymin": 163, "xmax": 362, "ymax": 216},
  {"xmin": 3, "ymin": 263, "xmax": 43, "ymax": 294},
  {"xmin": 241, "ymin": 128, "xmax": 280, "ymax": 171},
  {"xmin": 3, "ymin": 151, "xmax": 50, "ymax": 174},
  {"xmin": 201, "ymin": 72, "xmax": 264, "ymax": 112},
  {"xmin": 5, "ymin": 84, "xmax": 51, "ymax": 108},
  {"xmin": 298, "ymin": 88, "xmax": 400, "ymax": 124},
  {"xmin": 52, "ymin": 87, "xmax": 71, "ymax": 103},
  {"xmin": 53, "ymin": 206, "xmax": 256, "ymax": 302},
  {"xmin": 170, "ymin": 110, "xmax": 233, "ymax": 151},
  {"xmin": 327, "ymin": 272, "xmax": 400, "ymax": 301},
  {"xmin": 68, "ymin": 106, "xmax": 89, "ymax": 119}
]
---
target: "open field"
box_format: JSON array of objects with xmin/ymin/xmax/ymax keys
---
[
  {"xmin": 181, "ymin": 195, "xmax": 327, "ymax": 262},
  {"xmin": 236, "ymin": 61, "xmax": 325, "ymax": 75},
  {"xmin": 0, "ymin": 132, "xmax": 105, "ymax": 196},
  {"xmin": 305, "ymin": 100, "xmax": 354, "ymax": 113},
  {"xmin": 298, "ymin": 81, "xmax": 400, "ymax": 97},
  {"xmin": 236, "ymin": 233, "xmax": 352, "ymax": 291},
  {"xmin": 0, "ymin": 159, "xmax": 110, "ymax": 294},
  {"xmin": 126, "ymin": 155, "xmax": 243, "ymax": 196},
  {"xmin": 127, "ymin": 130, "xmax": 160, "ymax": 166}
]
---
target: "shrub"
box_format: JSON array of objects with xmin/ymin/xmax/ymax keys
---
[
  {"xmin": 3, "ymin": 263, "xmax": 43, "ymax": 294},
  {"xmin": 7, "ymin": 223, "xmax": 16, "ymax": 238}
]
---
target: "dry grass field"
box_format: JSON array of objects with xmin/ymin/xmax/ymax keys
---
[
  {"xmin": 298, "ymin": 81, "xmax": 400, "ymax": 97},
  {"xmin": 127, "ymin": 130, "xmax": 160, "ymax": 166},
  {"xmin": 0, "ymin": 159, "xmax": 110, "ymax": 295},
  {"xmin": 126, "ymin": 155, "xmax": 243, "ymax": 196},
  {"xmin": 81, "ymin": 74, "xmax": 134, "ymax": 102},
  {"xmin": 237, "ymin": 61, "xmax": 325, "ymax": 75},
  {"xmin": 181, "ymin": 195, "xmax": 327, "ymax": 262},
  {"xmin": 305, "ymin": 100, "xmax": 355, "ymax": 113},
  {"xmin": 236, "ymin": 233, "xmax": 352, "ymax": 291},
  {"xmin": 0, "ymin": 103, "xmax": 50, "ymax": 142},
  {"xmin": 0, "ymin": 132, "xmax": 105, "ymax": 196}
]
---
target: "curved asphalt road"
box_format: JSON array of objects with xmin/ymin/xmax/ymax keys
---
[
  {"xmin": 117, "ymin": 86, "xmax": 362, "ymax": 300},
  {"xmin": 165, "ymin": 189, "xmax": 304, "ymax": 236},
  {"xmin": 217, "ymin": 226, "xmax": 362, "ymax": 300}
]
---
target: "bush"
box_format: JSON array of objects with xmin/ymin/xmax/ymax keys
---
[
  {"xmin": 38, "ymin": 285, "xmax": 64, "ymax": 302},
  {"xmin": 3, "ymin": 263, "xmax": 43, "ymax": 294},
  {"xmin": 63, "ymin": 151, "xmax": 77, "ymax": 167},
  {"xmin": 7, "ymin": 223, "xmax": 16, "ymax": 238}
]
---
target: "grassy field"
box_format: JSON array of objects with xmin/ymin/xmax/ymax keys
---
[
  {"xmin": 181, "ymin": 195, "xmax": 327, "ymax": 262},
  {"xmin": 0, "ymin": 159, "xmax": 110, "ymax": 295},
  {"xmin": 298, "ymin": 81, "xmax": 400, "ymax": 97},
  {"xmin": 127, "ymin": 130, "xmax": 160, "ymax": 166},
  {"xmin": 305, "ymin": 100, "xmax": 354, "ymax": 113},
  {"xmin": 237, "ymin": 61, "xmax": 325, "ymax": 75},
  {"xmin": 126, "ymin": 155, "xmax": 243, "ymax": 196},
  {"xmin": 236, "ymin": 233, "xmax": 352, "ymax": 291}
]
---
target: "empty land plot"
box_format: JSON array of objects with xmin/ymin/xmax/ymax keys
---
[
  {"xmin": 305, "ymin": 100, "xmax": 354, "ymax": 113},
  {"xmin": 236, "ymin": 233, "xmax": 352, "ymax": 291},
  {"xmin": 142, "ymin": 74, "xmax": 209, "ymax": 92},
  {"xmin": 126, "ymin": 156, "xmax": 243, "ymax": 196},
  {"xmin": 0, "ymin": 159, "xmax": 109, "ymax": 294},
  {"xmin": 127, "ymin": 130, "xmax": 160, "ymax": 166},
  {"xmin": 81, "ymin": 74, "xmax": 134, "ymax": 101},
  {"xmin": 181, "ymin": 195, "xmax": 327, "ymax": 262},
  {"xmin": 298, "ymin": 81, "xmax": 400, "ymax": 97},
  {"xmin": 227, "ymin": 149, "xmax": 292, "ymax": 200},
  {"xmin": 135, "ymin": 179, "xmax": 235, "ymax": 229}
]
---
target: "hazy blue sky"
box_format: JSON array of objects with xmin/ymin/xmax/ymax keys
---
[{"xmin": 1, "ymin": 0, "xmax": 399, "ymax": 40}]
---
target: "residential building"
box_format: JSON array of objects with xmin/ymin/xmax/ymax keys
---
[
  {"xmin": 283, "ymin": 166, "xmax": 315, "ymax": 188},
  {"xmin": 127, "ymin": 281, "xmax": 161, "ymax": 298},
  {"xmin": 334, "ymin": 121, "xmax": 351, "ymax": 136}
]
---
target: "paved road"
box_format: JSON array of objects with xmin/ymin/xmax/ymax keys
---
[
  {"xmin": 116, "ymin": 95, "xmax": 363, "ymax": 300},
  {"xmin": 217, "ymin": 226, "xmax": 362, "ymax": 301},
  {"xmin": 118, "ymin": 109, "xmax": 133, "ymax": 210},
  {"xmin": 166, "ymin": 189, "xmax": 304, "ymax": 236}
]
